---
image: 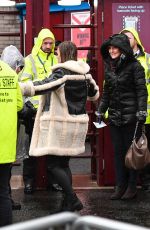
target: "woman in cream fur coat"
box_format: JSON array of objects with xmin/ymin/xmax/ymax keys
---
[{"xmin": 21, "ymin": 41, "xmax": 99, "ymax": 212}]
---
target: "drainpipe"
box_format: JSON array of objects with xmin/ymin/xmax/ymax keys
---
[{"xmin": 25, "ymin": 0, "xmax": 50, "ymax": 55}]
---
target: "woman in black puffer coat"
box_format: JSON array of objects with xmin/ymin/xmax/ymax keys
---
[{"xmin": 98, "ymin": 33, "xmax": 147, "ymax": 200}]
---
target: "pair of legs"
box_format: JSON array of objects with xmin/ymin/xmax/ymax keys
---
[
  {"xmin": 110, "ymin": 123, "xmax": 142, "ymax": 199},
  {"xmin": 47, "ymin": 155, "xmax": 72, "ymax": 194},
  {"xmin": 0, "ymin": 164, "xmax": 12, "ymax": 227},
  {"xmin": 47, "ymin": 155, "xmax": 83, "ymax": 211}
]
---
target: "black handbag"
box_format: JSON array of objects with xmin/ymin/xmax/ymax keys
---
[{"xmin": 125, "ymin": 122, "xmax": 150, "ymax": 170}]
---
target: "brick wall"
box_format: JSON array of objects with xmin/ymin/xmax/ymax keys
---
[{"xmin": 0, "ymin": 6, "xmax": 20, "ymax": 55}]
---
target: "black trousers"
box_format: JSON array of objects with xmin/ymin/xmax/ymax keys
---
[
  {"xmin": 47, "ymin": 155, "xmax": 73, "ymax": 195},
  {"xmin": 23, "ymin": 119, "xmax": 37, "ymax": 184},
  {"xmin": 0, "ymin": 163, "xmax": 12, "ymax": 227},
  {"xmin": 23, "ymin": 117, "xmax": 37, "ymax": 185},
  {"xmin": 109, "ymin": 123, "xmax": 142, "ymax": 189}
]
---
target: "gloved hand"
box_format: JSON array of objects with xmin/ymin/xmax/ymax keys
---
[
  {"xmin": 95, "ymin": 111, "xmax": 104, "ymax": 124},
  {"xmin": 136, "ymin": 111, "xmax": 147, "ymax": 124},
  {"xmin": 18, "ymin": 101, "xmax": 36, "ymax": 120}
]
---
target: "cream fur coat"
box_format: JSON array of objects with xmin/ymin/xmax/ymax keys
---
[{"xmin": 21, "ymin": 60, "xmax": 99, "ymax": 157}]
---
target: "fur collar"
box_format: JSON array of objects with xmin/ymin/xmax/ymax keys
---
[{"xmin": 51, "ymin": 60, "xmax": 90, "ymax": 74}]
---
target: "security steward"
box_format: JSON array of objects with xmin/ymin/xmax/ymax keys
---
[
  {"xmin": 20, "ymin": 28, "xmax": 58, "ymax": 194},
  {"xmin": 0, "ymin": 60, "xmax": 23, "ymax": 226}
]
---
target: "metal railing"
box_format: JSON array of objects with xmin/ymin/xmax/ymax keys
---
[
  {"xmin": 72, "ymin": 215, "xmax": 150, "ymax": 230},
  {"xmin": 1, "ymin": 212, "xmax": 78, "ymax": 230},
  {"xmin": 1, "ymin": 212, "xmax": 149, "ymax": 230}
]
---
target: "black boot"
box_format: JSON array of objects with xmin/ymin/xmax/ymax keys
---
[
  {"xmin": 62, "ymin": 193, "xmax": 83, "ymax": 212},
  {"xmin": 121, "ymin": 187, "xmax": 137, "ymax": 200},
  {"xmin": 110, "ymin": 185, "xmax": 127, "ymax": 200}
]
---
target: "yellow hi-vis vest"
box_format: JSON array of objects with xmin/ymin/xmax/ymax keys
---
[
  {"xmin": 0, "ymin": 60, "xmax": 23, "ymax": 163},
  {"xmin": 20, "ymin": 50, "xmax": 58, "ymax": 108},
  {"xmin": 137, "ymin": 53, "xmax": 150, "ymax": 124}
]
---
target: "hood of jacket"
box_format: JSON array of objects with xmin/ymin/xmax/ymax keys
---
[
  {"xmin": 101, "ymin": 33, "xmax": 134, "ymax": 61},
  {"xmin": 120, "ymin": 27, "xmax": 144, "ymax": 53},
  {"xmin": 32, "ymin": 28, "xmax": 55, "ymax": 56},
  {"xmin": 1, "ymin": 45, "xmax": 24, "ymax": 70},
  {"xmin": 51, "ymin": 60, "xmax": 90, "ymax": 75}
]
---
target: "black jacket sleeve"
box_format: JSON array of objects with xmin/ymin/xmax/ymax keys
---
[
  {"xmin": 33, "ymin": 68, "xmax": 65, "ymax": 95},
  {"xmin": 133, "ymin": 62, "xmax": 147, "ymax": 112},
  {"xmin": 98, "ymin": 80, "xmax": 109, "ymax": 114}
]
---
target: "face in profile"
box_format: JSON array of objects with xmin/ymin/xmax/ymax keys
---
[
  {"xmin": 123, "ymin": 32, "xmax": 137, "ymax": 49},
  {"xmin": 108, "ymin": 46, "xmax": 121, "ymax": 59},
  {"xmin": 56, "ymin": 48, "xmax": 61, "ymax": 63},
  {"xmin": 41, "ymin": 38, "xmax": 54, "ymax": 53}
]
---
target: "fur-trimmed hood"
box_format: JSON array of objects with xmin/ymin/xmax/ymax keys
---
[
  {"xmin": 101, "ymin": 33, "xmax": 134, "ymax": 61},
  {"xmin": 52, "ymin": 60, "xmax": 90, "ymax": 75}
]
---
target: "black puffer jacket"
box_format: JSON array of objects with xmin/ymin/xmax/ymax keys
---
[{"xmin": 99, "ymin": 34, "xmax": 147, "ymax": 126}]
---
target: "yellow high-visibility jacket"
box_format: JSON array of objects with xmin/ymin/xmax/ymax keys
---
[
  {"xmin": 0, "ymin": 60, "xmax": 23, "ymax": 163},
  {"xmin": 20, "ymin": 28, "xmax": 58, "ymax": 108},
  {"xmin": 121, "ymin": 27, "xmax": 150, "ymax": 124}
]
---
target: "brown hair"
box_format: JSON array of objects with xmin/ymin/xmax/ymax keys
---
[{"xmin": 58, "ymin": 41, "xmax": 77, "ymax": 63}]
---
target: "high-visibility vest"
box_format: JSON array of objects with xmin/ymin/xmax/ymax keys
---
[
  {"xmin": 0, "ymin": 60, "xmax": 23, "ymax": 163},
  {"xmin": 138, "ymin": 53, "xmax": 150, "ymax": 124},
  {"xmin": 20, "ymin": 51, "xmax": 58, "ymax": 108}
]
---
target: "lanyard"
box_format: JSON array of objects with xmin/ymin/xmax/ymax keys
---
[
  {"xmin": 37, "ymin": 55, "xmax": 47, "ymax": 74},
  {"xmin": 37, "ymin": 54, "xmax": 54, "ymax": 74}
]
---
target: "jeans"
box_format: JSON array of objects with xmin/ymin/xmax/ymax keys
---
[
  {"xmin": 0, "ymin": 163, "xmax": 12, "ymax": 226},
  {"xmin": 110, "ymin": 123, "xmax": 142, "ymax": 189}
]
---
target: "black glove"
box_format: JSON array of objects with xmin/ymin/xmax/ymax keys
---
[
  {"xmin": 18, "ymin": 101, "xmax": 36, "ymax": 120},
  {"xmin": 136, "ymin": 111, "xmax": 147, "ymax": 124},
  {"xmin": 95, "ymin": 111, "xmax": 104, "ymax": 124}
]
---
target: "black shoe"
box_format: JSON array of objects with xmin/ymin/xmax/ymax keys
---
[
  {"xmin": 110, "ymin": 185, "xmax": 127, "ymax": 200},
  {"xmin": 62, "ymin": 193, "xmax": 83, "ymax": 212},
  {"xmin": 121, "ymin": 187, "xmax": 137, "ymax": 200},
  {"xmin": 24, "ymin": 183, "xmax": 34, "ymax": 194},
  {"xmin": 12, "ymin": 200, "xmax": 21, "ymax": 210}
]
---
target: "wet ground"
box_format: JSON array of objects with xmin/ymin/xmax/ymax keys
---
[
  {"xmin": 10, "ymin": 136, "xmax": 150, "ymax": 229},
  {"xmin": 11, "ymin": 187, "xmax": 150, "ymax": 228}
]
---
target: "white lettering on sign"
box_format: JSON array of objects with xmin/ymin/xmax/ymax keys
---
[{"xmin": 117, "ymin": 5, "xmax": 145, "ymax": 13}]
